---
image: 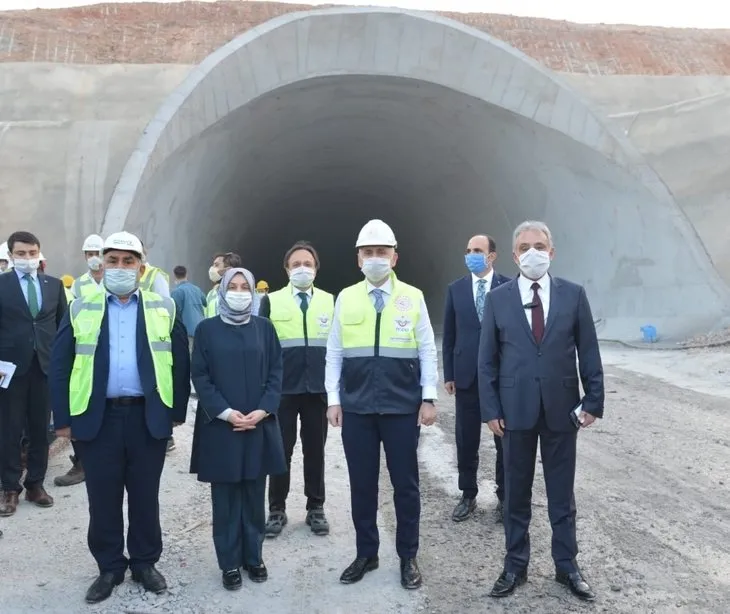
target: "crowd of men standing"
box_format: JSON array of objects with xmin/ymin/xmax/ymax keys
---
[{"xmin": 0, "ymin": 218, "xmax": 604, "ymax": 606}]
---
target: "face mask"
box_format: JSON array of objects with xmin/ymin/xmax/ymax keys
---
[
  {"xmin": 104, "ymin": 268, "xmax": 139, "ymax": 296},
  {"xmin": 13, "ymin": 258, "xmax": 40, "ymax": 274},
  {"xmin": 209, "ymin": 266, "xmax": 222, "ymax": 283},
  {"xmin": 518, "ymin": 248, "xmax": 551, "ymax": 280},
  {"xmin": 464, "ymin": 253, "xmax": 489, "ymax": 274},
  {"xmin": 226, "ymin": 291, "xmax": 252, "ymax": 313},
  {"xmin": 87, "ymin": 256, "xmax": 103, "ymax": 272},
  {"xmin": 361, "ymin": 257, "xmax": 392, "ymax": 284},
  {"xmin": 289, "ymin": 266, "xmax": 315, "ymax": 289}
]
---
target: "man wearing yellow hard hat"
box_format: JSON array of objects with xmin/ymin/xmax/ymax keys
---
[{"xmin": 256, "ymin": 280, "xmax": 269, "ymax": 295}]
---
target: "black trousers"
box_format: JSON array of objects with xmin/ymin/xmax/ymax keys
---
[
  {"xmin": 211, "ymin": 477, "xmax": 266, "ymax": 571},
  {"xmin": 455, "ymin": 382, "xmax": 504, "ymax": 501},
  {"xmin": 268, "ymin": 393, "xmax": 327, "ymax": 512},
  {"xmin": 342, "ymin": 411, "xmax": 420, "ymax": 559},
  {"xmin": 502, "ymin": 411, "xmax": 578, "ymax": 575},
  {"xmin": 0, "ymin": 356, "xmax": 49, "ymax": 492},
  {"xmin": 75, "ymin": 401, "xmax": 167, "ymax": 575}
]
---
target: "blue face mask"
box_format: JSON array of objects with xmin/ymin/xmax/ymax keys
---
[
  {"xmin": 465, "ymin": 253, "xmax": 489, "ymax": 274},
  {"xmin": 104, "ymin": 267, "xmax": 139, "ymax": 296}
]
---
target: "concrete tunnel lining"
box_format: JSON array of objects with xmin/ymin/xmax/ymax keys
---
[{"xmin": 102, "ymin": 7, "xmax": 730, "ymax": 341}]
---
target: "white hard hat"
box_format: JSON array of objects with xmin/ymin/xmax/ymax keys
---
[
  {"xmin": 355, "ymin": 219, "xmax": 397, "ymax": 248},
  {"xmin": 82, "ymin": 233, "xmax": 104, "ymax": 252},
  {"xmin": 103, "ymin": 231, "xmax": 144, "ymax": 257},
  {"xmin": 39, "ymin": 252, "xmax": 46, "ymax": 261},
  {"xmin": 0, "ymin": 242, "xmax": 9, "ymax": 261}
]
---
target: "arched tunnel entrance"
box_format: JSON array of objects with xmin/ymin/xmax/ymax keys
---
[{"xmin": 103, "ymin": 7, "xmax": 730, "ymax": 341}]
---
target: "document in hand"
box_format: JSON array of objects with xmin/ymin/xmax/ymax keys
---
[
  {"xmin": 569, "ymin": 398, "xmax": 584, "ymax": 429},
  {"xmin": 0, "ymin": 360, "xmax": 17, "ymax": 389}
]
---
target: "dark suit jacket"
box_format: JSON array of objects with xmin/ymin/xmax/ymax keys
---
[
  {"xmin": 0, "ymin": 270, "xmax": 67, "ymax": 376},
  {"xmin": 442, "ymin": 272, "xmax": 511, "ymax": 389},
  {"xmin": 49, "ymin": 298, "xmax": 191, "ymax": 441},
  {"xmin": 478, "ymin": 276, "xmax": 604, "ymax": 432}
]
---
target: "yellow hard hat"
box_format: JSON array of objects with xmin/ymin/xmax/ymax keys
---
[
  {"xmin": 256, "ymin": 280, "xmax": 269, "ymax": 291},
  {"xmin": 61, "ymin": 274, "xmax": 74, "ymax": 288}
]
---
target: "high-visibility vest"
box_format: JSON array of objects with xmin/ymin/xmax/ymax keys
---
[
  {"xmin": 72, "ymin": 272, "xmax": 103, "ymax": 299},
  {"xmin": 205, "ymin": 287, "xmax": 219, "ymax": 318},
  {"xmin": 64, "ymin": 287, "xmax": 74, "ymax": 303},
  {"xmin": 337, "ymin": 274, "xmax": 423, "ymax": 414},
  {"xmin": 139, "ymin": 265, "xmax": 169, "ymax": 292},
  {"xmin": 268, "ymin": 285, "xmax": 334, "ymax": 349},
  {"xmin": 68, "ymin": 289, "xmax": 175, "ymax": 416}
]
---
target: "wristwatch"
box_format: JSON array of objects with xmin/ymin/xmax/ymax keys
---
[{"xmin": 423, "ymin": 399, "xmax": 435, "ymax": 405}]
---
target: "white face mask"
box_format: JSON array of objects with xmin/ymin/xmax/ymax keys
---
[
  {"xmin": 518, "ymin": 248, "xmax": 551, "ymax": 280},
  {"xmin": 209, "ymin": 266, "xmax": 222, "ymax": 283},
  {"xmin": 361, "ymin": 257, "xmax": 392, "ymax": 284},
  {"xmin": 225, "ymin": 291, "xmax": 252, "ymax": 313},
  {"xmin": 289, "ymin": 266, "xmax": 315, "ymax": 289},
  {"xmin": 13, "ymin": 258, "xmax": 40, "ymax": 274},
  {"xmin": 87, "ymin": 256, "xmax": 103, "ymax": 272}
]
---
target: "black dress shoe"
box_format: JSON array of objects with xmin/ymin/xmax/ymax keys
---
[
  {"xmin": 222, "ymin": 569, "xmax": 242, "ymax": 591},
  {"xmin": 131, "ymin": 566, "xmax": 167, "ymax": 594},
  {"xmin": 85, "ymin": 571, "xmax": 125, "ymax": 603},
  {"xmin": 244, "ymin": 562, "xmax": 268, "ymax": 583},
  {"xmin": 489, "ymin": 570, "xmax": 527, "ymax": 597},
  {"xmin": 556, "ymin": 571, "xmax": 595, "ymax": 601},
  {"xmin": 339, "ymin": 556, "xmax": 379, "ymax": 584},
  {"xmin": 452, "ymin": 496, "xmax": 477, "ymax": 522},
  {"xmin": 400, "ymin": 557, "xmax": 422, "ymax": 589}
]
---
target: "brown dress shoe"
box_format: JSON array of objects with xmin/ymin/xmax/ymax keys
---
[
  {"xmin": 0, "ymin": 491, "xmax": 20, "ymax": 517},
  {"xmin": 25, "ymin": 486, "xmax": 54, "ymax": 508}
]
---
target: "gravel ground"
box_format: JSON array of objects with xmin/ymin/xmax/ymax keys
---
[{"xmin": 1, "ymin": 345, "xmax": 729, "ymax": 613}]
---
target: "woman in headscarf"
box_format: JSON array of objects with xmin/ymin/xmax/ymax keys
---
[{"xmin": 190, "ymin": 267, "xmax": 286, "ymax": 591}]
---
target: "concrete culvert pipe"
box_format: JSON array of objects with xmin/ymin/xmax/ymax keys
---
[{"xmin": 102, "ymin": 7, "xmax": 730, "ymax": 342}]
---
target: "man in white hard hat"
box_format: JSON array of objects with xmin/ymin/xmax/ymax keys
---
[
  {"xmin": 325, "ymin": 219, "xmax": 438, "ymax": 590},
  {"xmin": 138, "ymin": 241, "xmax": 170, "ymax": 298},
  {"xmin": 49, "ymin": 231, "xmax": 190, "ymax": 604},
  {"xmin": 0, "ymin": 241, "xmax": 12, "ymax": 273},
  {"xmin": 71, "ymin": 234, "xmax": 105, "ymax": 299}
]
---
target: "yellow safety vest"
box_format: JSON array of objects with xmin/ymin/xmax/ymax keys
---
[
  {"xmin": 72, "ymin": 272, "xmax": 103, "ymax": 299},
  {"xmin": 64, "ymin": 287, "xmax": 74, "ymax": 303},
  {"xmin": 268, "ymin": 285, "xmax": 334, "ymax": 349},
  {"xmin": 139, "ymin": 265, "xmax": 169, "ymax": 292},
  {"xmin": 205, "ymin": 287, "xmax": 219, "ymax": 318},
  {"xmin": 68, "ymin": 289, "xmax": 175, "ymax": 416}
]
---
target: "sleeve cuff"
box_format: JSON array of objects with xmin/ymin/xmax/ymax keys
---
[
  {"xmin": 422, "ymin": 386, "xmax": 439, "ymax": 401},
  {"xmin": 217, "ymin": 408, "xmax": 233, "ymax": 421},
  {"xmin": 327, "ymin": 392, "xmax": 341, "ymax": 406}
]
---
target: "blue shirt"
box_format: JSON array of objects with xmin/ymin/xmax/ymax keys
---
[
  {"xmin": 15, "ymin": 268, "xmax": 43, "ymax": 311},
  {"xmin": 170, "ymin": 281, "xmax": 207, "ymax": 336},
  {"xmin": 106, "ymin": 292, "xmax": 144, "ymax": 398}
]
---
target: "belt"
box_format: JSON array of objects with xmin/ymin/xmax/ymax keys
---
[{"xmin": 106, "ymin": 396, "xmax": 145, "ymax": 406}]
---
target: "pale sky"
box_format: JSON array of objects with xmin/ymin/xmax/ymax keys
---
[{"xmin": 2, "ymin": 0, "xmax": 729, "ymax": 29}]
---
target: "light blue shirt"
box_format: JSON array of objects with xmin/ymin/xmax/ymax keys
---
[
  {"xmin": 15, "ymin": 268, "xmax": 42, "ymax": 311},
  {"xmin": 106, "ymin": 292, "xmax": 144, "ymax": 398}
]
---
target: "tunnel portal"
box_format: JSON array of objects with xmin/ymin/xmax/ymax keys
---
[{"xmin": 102, "ymin": 7, "xmax": 730, "ymax": 341}]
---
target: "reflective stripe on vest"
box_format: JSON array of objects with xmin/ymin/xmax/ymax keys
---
[
  {"xmin": 69, "ymin": 290, "xmax": 176, "ymax": 415},
  {"xmin": 338, "ymin": 275, "xmax": 422, "ymax": 357},
  {"xmin": 268, "ymin": 285, "xmax": 334, "ymax": 348},
  {"xmin": 72, "ymin": 272, "xmax": 101, "ymax": 299},
  {"xmin": 139, "ymin": 266, "xmax": 159, "ymax": 292}
]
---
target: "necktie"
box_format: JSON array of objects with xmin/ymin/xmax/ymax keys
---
[
  {"xmin": 475, "ymin": 279, "xmax": 487, "ymax": 322},
  {"xmin": 530, "ymin": 282, "xmax": 544, "ymax": 343},
  {"xmin": 372, "ymin": 289, "xmax": 385, "ymax": 313},
  {"xmin": 298, "ymin": 292, "xmax": 309, "ymax": 314},
  {"xmin": 25, "ymin": 274, "xmax": 39, "ymax": 318}
]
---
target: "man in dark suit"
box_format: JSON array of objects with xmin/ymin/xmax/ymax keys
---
[
  {"xmin": 49, "ymin": 231, "xmax": 190, "ymax": 604},
  {"xmin": 0, "ymin": 231, "xmax": 67, "ymax": 517},
  {"xmin": 442, "ymin": 234, "xmax": 510, "ymax": 522},
  {"xmin": 479, "ymin": 220, "xmax": 604, "ymax": 602}
]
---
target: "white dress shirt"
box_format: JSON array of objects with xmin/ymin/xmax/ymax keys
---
[
  {"xmin": 518, "ymin": 273, "xmax": 550, "ymax": 328},
  {"xmin": 325, "ymin": 277, "xmax": 439, "ymax": 406},
  {"xmin": 471, "ymin": 269, "xmax": 494, "ymax": 304},
  {"xmin": 292, "ymin": 285, "xmax": 313, "ymax": 305}
]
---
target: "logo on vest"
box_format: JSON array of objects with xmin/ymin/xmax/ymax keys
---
[
  {"xmin": 393, "ymin": 295, "xmax": 413, "ymax": 312},
  {"xmin": 394, "ymin": 316, "xmax": 412, "ymax": 335},
  {"xmin": 317, "ymin": 314, "xmax": 330, "ymax": 328}
]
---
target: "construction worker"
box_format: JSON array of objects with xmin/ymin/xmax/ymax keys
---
[
  {"xmin": 61, "ymin": 275, "xmax": 75, "ymax": 303},
  {"xmin": 206, "ymin": 252, "xmax": 243, "ymax": 318},
  {"xmin": 71, "ymin": 234, "xmax": 105, "ymax": 299},
  {"xmin": 49, "ymin": 231, "xmax": 190, "ymax": 604},
  {"xmin": 0, "ymin": 241, "xmax": 12, "ymax": 273},
  {"xmin": 325, "ymin": 219, "xmax": 438, "ymax": 590},
  {"xmin": 259, "ymin": 242, "xmax": 333, "ymax": 538},
  {"xmin": 256, "ymin": 280, "xmax": 269, "ymax": 295},
  {"xmin": 138, "ymin": 241, "xmax": 171, "ymax": 298}
]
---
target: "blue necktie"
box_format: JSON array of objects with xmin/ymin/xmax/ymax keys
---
[
  {"xmin": 25, "ymin": 274, "xmax": 40, "ymax": 318},
  {"xmin": 476, "ymin": 279, "xmax": 487, "ymax": 322},
  {"xmin": 371, "ymin": 289, "xmax": 385, "ymax": 313}
]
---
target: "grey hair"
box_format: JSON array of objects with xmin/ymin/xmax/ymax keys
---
[{"xmin": 512, "ymin": 220, "xmax": 553, "ymax": 249}]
